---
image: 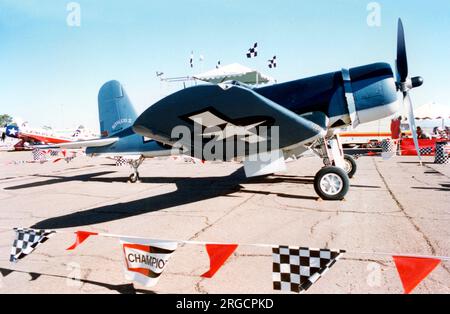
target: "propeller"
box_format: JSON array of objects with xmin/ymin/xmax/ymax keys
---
[{"xmin": 395, "ymin": 18, "xmax": 424, "ymax": 165}]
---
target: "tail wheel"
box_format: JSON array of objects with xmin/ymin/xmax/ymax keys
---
[
  {"xmin": 343, "ymin": 154, "xmax": 357, "ymax": 179},
  {"xmin": 314, "ymin": 167, "xmax": 349, "ymax": 201}
]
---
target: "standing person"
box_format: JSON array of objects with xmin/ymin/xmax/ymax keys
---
[
  {"xmin": 390, "ymin": 116, "xmax": 402, "ymax": 153},
  {"xmin": 390, "ymin": 116, "xmax": 402, "ymax": 140},
  {"xmin": 1, "ymin": 131, "xmax": 5, "ymax": 142},
  {"xmin": 416, "ymin": 126, "xmax": 430, "ymax": 139}
]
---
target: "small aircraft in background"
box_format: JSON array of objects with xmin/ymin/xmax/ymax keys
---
[
  {"xmin": 36, "ymin": 80, "xmax": 183, "ymax": 182},
  {"xmin": 5, "ymin": 120, "xmax": 98, "ymax": 150},
  {"xmin": 132, "ymin": 19, "xmax": 424, "ymax": 200}
]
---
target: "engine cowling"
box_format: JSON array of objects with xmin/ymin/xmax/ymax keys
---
[{"xmin": 344, "ymin": 63, "xmax": 400, "ymax": 126}]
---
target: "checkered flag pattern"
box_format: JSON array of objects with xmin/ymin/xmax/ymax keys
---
[
  {"xmin": 435, "ymin": 142, "xmax": 450, "ymax": 164},
  {"xmin": 419, "ymin": 147, "xmax": 433, "ymax": 155},
  {"xmin": 380, "ymin": 139, "xmax": 396, "ymax": 153},
  {"xmin": 115, "ymin": 157, "xmax": 129, "ymax": 167},
  {"xmin": 32, "ymin": 148, "xmax": 46, "ymax": 161},
  {"xmin": 246, "ymin": 43, "xmax": 258, "ymax": 58},
  {"xmin": 190, "ymin": 51, "xmax": 194, "ymax": 68},
  {"xmin": 10, "ymin": 228, "xmax": 56, "ymax": 263},
  {"xmin": 272, "ymin": 246, "xmax": 345, "ymax": 293},
  {"xmin": 268, "ymin": 56, "xmax": 277, "ymax": 68}
]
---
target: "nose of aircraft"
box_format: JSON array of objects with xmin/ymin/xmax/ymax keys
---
[{"xmin": 349, "ymin": 63, "xmax": 401, "ymax": 124}]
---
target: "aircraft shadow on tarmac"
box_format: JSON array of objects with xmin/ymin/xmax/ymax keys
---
[
  {"xmin": 29, "ymin": 168, "xmax": 330, "ymax": 229},
  {"xmin": 3, "ymin": 171, "xmax": 118, "ymax": 190},
  {"xmin": 398, "ymin": 161, "xmax": 436, "ymax": 165},
  {"xmin": 411, "ymin": 183, "xmax": 450, "ymax": 192},
  {"xmin": 0, "ymin": 268, "xmax": 154, "ymax": 294}
]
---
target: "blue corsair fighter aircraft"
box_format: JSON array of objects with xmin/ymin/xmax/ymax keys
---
[
  {"xmin": 42, "ymin": 80, "xmax": 181, "ymax": 182},
  {"xmin": 132, "ymin": 19, "xmax": 424, "ymax": 200}
]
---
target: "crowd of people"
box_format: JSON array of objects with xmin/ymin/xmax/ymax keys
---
[
  {"xmin": 391, "ymin": 116, "xmax": 450, "ymax": 140},
  {"xmin": 416, "ymin": 126, "xmax": 449, "ymax": 140}
]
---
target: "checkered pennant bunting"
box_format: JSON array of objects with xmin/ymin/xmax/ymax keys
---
[
  {"xmin": 419, "ymin": 147, "xmax": 433, "ymax": 155},
  {"xmin": 435, "ymin": 143, "xmax": 450, "ymax": 164},
  {"xmin": 268, "ymin": 56, "xmax": 277, "ymax": 68},
  {"xmin": 380, "ymin": 139, "xmax": 396, "ymax": 153},
  {"xmin": 272, "ymin": 246, "xmax": 345, "ymax": 293},
  {"xmin": 115, "ymin": 157, "xmax": 129, "ymax": 167},
  {"xmin": 246, "ymin": 42, "xmax": 258, "ymax": 58},
  {"xmin": 32, "ymin": 148, "xmax": 46, "ymax": 161},
  {"xmin": 10, "ymin": 228, "xmax": 56, "ymax": 263}
]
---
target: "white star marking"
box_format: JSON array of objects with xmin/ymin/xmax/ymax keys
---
[
  {"xmin": 189, "ymin": 111, "xmax": 267, "ymax": 143},
  {"xmin": 8, "ymin": 128, "xmax": 18, "ymax": 136},
  {"xmin": 203, "ymin": 121, "xmax": 267, "ymax": 142}
]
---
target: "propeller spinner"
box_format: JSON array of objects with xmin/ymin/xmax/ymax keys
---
[{"xmin": 395, "ymin": 18, "xmax": 424, "ymax": 165}]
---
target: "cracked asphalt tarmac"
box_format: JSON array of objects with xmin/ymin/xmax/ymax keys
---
[{"xmin": 0, "ymin": 152, "xmax": 449, "ymax": 294}]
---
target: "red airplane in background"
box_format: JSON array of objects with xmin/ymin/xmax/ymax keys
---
[{"xmin": 4, "ymin": 121, "xmax": 98, "ymax": 150}]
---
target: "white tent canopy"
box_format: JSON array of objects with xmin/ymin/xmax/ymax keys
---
[
  {"xmin": 194, "ymin": 63, "xmax": 274, "ymax": 85},
  {"xmin": 415, "ymin": 102, "xmax": 450, "ymax": 120}
]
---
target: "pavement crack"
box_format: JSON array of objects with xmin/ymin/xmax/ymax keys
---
[
  {"xmin": 310, "ymin": 215, "xmax": 333, "ymax": 236},
  {"xmin": 234, "ymin": 253, "xmax": 271, "ymax": 258},
  {"xmin": 194, "ymin": 278, "xmax": 207, "ymax": 294},
  {"xmin": 273, "ymin": 201, "xmax": 402, "ymax": 217},
  {"xmin": 373, "ymin": 160, "xmax": 437, "ymax": 256},
  {"xmin": 188, "ymin": 195, "xmax": 256, "ymax": 241},
  {"xmin": 341, "ymin": 257, "xmax": 391, "ymax": 267}
]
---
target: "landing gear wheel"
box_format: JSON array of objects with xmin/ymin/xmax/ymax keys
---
[
  {"xmin": 314, "ymin": 167, "xmax": 349, "ymax": 201},
  {"xmin": 343, "ymin": 154, "xmax": 357, "ymax": 179},
  {"xmin": 129, "ymin": 172, "xmax": 140, "ymax": 183}
]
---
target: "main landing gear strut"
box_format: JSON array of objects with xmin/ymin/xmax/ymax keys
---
[
  {"xmin": 310, "ymin": 135, "xmax": 356, "ymax": 200},
  {"xmin": 128, "ymin": 157, "xmax": 144, "ymax": 183}
]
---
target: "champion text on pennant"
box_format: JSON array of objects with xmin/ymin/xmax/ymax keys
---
[{"xmin": 120, "ymin": 238, "xmax": 178, "ymax": 287}]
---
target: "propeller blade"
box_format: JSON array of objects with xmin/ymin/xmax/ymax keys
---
[
  {"xmin": 404, "ymin": 93, "xmax": 422, "ymax": 166},
  {"xmin": 396, "ymin": 18, "xmax": 409, "ymax": 83}
]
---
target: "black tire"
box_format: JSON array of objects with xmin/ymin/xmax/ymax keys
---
[
  {"xmin": 314, "ymin": 166, "xmax": 349, "ymax": 201},
  {"xmin": 343, "ymin": 154, "xmax": 357, "ymax": 179},
  {"xmin": 129, "ymin": 173, "xmax": 140, "ymax": 183}
]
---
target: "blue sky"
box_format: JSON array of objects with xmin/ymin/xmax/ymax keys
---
[{"xmin": 1, "ymin": 0, "xmax": 449, "ymax": 131}]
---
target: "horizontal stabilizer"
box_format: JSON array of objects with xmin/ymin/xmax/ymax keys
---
[{"xmin": 33, "ymin": 137, "xmax": 119, "ymax": 150}]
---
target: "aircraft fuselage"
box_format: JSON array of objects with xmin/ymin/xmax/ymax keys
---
[{"xmin": 255, "ymin": 62, "xmax": 399, "ymax": 130}]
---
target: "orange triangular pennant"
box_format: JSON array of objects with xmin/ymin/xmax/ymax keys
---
[
  {"xmin": 66, "ymin": 231, "xmax": 98, "ymax": 251},
  {"xmin": 201, "ymin": 244, "xmax": 238, "ymax": 278},
  {"xmin": 393, "ymin": 256, "xmax": 441, "ymax": 294}
]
